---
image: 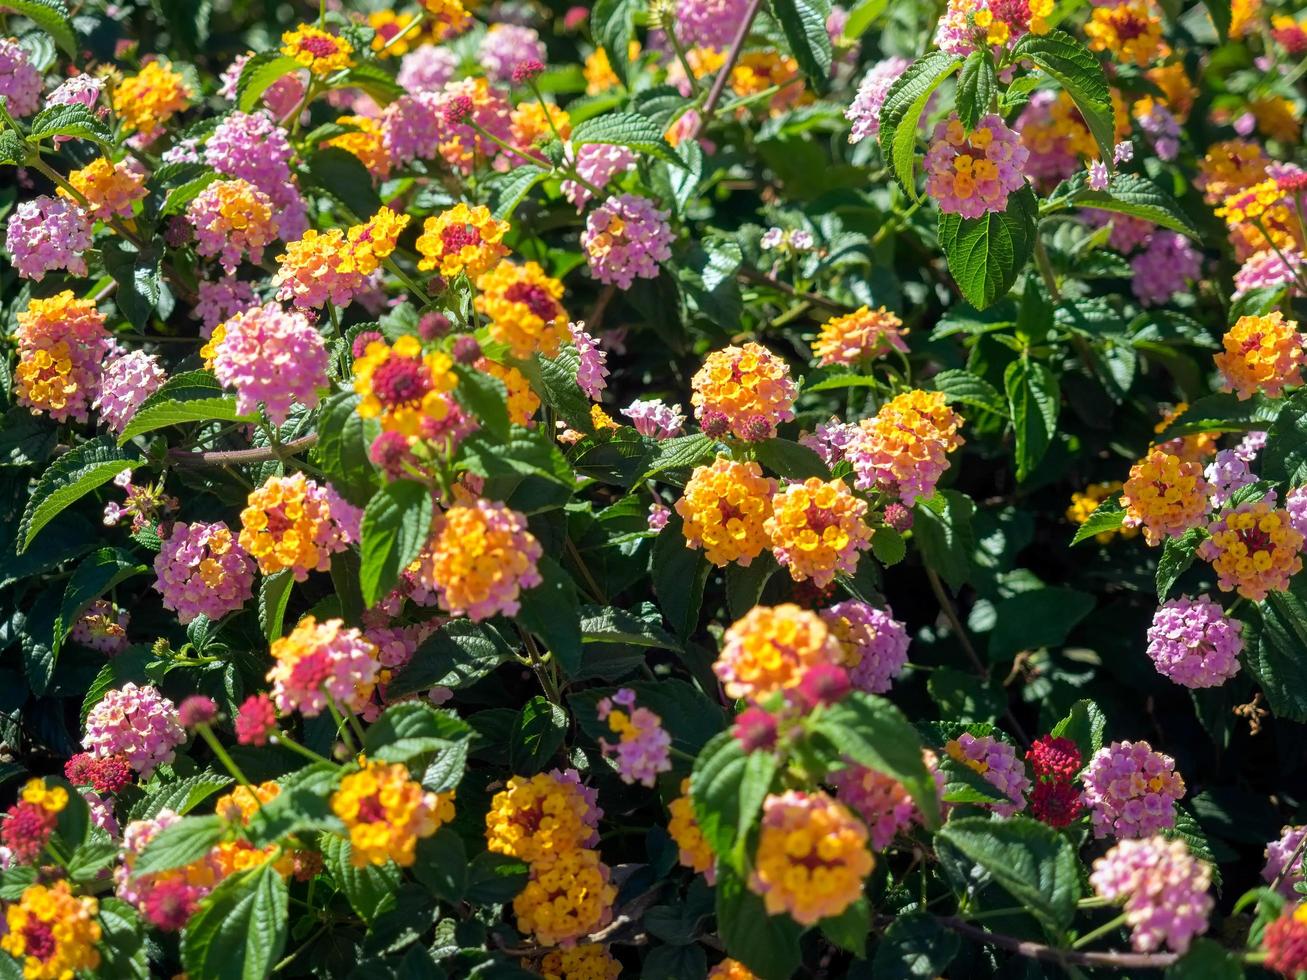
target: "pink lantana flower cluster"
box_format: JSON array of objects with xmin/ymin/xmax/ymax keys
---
[
  {"xmin": 925, "ymin": 114, "xmax": 1030, "ymax": 218},
  {"xmin": 944, "ymin": 733, "xmax": 1031, "ymax": 816},
  {"xmin": 82, "ymin": 684, "xmax": 186, "ymax": 778},
  {"xmin": 1145, "ymin": 596, "xmax": 1244, "ymax": 689},
  {"xmin": 1081, "ymin": 740, "xmax": 1185, "ymax": 838},
  {"xmin": 211, "ymin": 303, "xmax": 329, "ymax": 425},
  {"xmin": 582, "ymin": 194, "xmax": 675, "ymax": 289},
  {"xmin": 597, "ymin": 689, "xmax": 673, "ymax": 787},
  {"xmin": 1090, "ymin": 837, "xmax": 1213, "ymax": 953},
  {"xmin": 153, "ymin": 521, "xmax": 257, "ymax": 624}
]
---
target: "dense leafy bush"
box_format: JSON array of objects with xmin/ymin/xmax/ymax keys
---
[{"xmin": 2, "ymin": 0, "xmax": 1307, "ymax": 977}]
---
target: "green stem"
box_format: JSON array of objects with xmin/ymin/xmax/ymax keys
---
[
  {"xmin": 1033, "ymin": 234, "xmax": 1062, "ymax": 302},
  {"xmin": 1070, "ymin": 912, "xmax": 1130, "ymax": 950},
  {"xmin": 272, "ymin": 730, "xmax": 341, "ymax": 768},
  {"xmin": 327, "ymin": 700, "xmax": 360, "ymax": 755},
  {"xmin": 198, "ymin": 723, "xmax": 255, "ymax": 791}
]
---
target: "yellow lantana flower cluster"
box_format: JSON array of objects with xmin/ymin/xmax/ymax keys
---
[
  {"xmin": 1214, "ymin": 312, "xmax": 1307, "ymax": 400},
  {"xmin": 281, "ymin": 24, "xmax": 354, "ymax": 75},
  {"xmin": 112, "ymin": 60, "xmax": 191, "ymax": 134},
  {"xmin": 1067, "ymin": 481, "xmax": 1139, "ymax": 545},
  {"xmin": 412, "ymin": 499, "xmax": 543, "ymax": 620},
  {"xmin": 238, "ymin": 473, "xmax": 356, "ymax": 580},
  {"xmin": 850, "ymin": 388, "xmax": 965, "ymax": 505},
  {"xmin": 690, "ymin": 342, "xmax": 798, "ymax": 441},
  {"xmin": 748, "ymin": 790, "xmax": 873, "ymax": 926},
  {"xmin": 675, "ymin": 456, "xmax": 776, "ymax": 568},
  {"xmin": 62, "ymin": 158, "xmax": 146, "ymax": 220},
  {"xmin": 1120, "ymin": 448, "xmax": 1211, "ymax": 546},
  {"xmin": 14, "ymin": 291, "xmax": 109, "ymax": 424},
  {"xmin": 353, "ymin": 335, "xmax": 458, "ymax": 440},
  {"xmin": 1085, "ymin": 0, "xmax": 1168, "ymax": 66},
  {"xmin": 474, "ymin": 261, "xmax": 571, "ymax": 359},
  {"xmin": 713, "ymin": 604, "xmax": 843, "ymax": 702},
  {"xmin": 667, "ymin": 778, "xmax": 716, "ymax": 883},
  {"xmin": 331, "ymin": 757, "xmax": 455, "ymax": 867},
  {"xmin": 812, "ymin": 306, "xmax": 909, "ymax": 367},
  {"xmin": 478, "ymin": 358, "xmax": 541, "ymax": 426},
  {"xmin": 1198, "ymin": 500, "xmax": 1305, "ymax": 601},
  {"xmin": 416, "ymin": 203, "xmax": 509, "ymax": 279},
  {"xmin": 324, "ymin": 115, "xmax": 391, "ymax": 179},
  {"xmin": 538, "ymin": 944, "xmax": 622, "ymax": 980},
  {"xmin": 513, "ymin": 847, "xmax": 618, "ymax": 946},
  {"xmin": 485, "ymin": 769, "xmax": 601, "ymax": 863},
  {"xmin": 1, "ymin": 882, "xmax": 101, "ymax": 980},
  {"xmin": 765, "ymin": 477, "xmax": 873, "ymax": 588}
]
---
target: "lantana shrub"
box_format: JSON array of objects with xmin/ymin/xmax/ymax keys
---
[{"xmin": 5, "ymin": 0, "xmax": 1307, "ymax": 977}]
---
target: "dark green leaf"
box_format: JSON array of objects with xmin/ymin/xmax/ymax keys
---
[
  {"xmin": 19, "ymin": 437, "xmax": 135, "ymax": 552},
  {"xmin": 518, "ymin": 555, "xmax": 583, "ymax": 676},
  {"xmin": 1060, "ymin": 171, "xmax": 1201, "ymax": 238},
  {"xmin": 572, "ymin": 112, "xmax": 683, "ymax": 167},
  {"xmin": 1248, "ymin": 581, "xmax": 1307, "ymax": 722},
  {"xmin": 1005, "ymin": 358, "xmax": 1059, "ymax": 483},
  {"xmin": 956, "ymin": 50, "xmax": 997, "ymax": 131},
  {"xmin": 237, "ymin": 53, "xmax": 304, "ymax": 113},
  {"xmin": 938, "ymin": 185, "xmax": 1037, "ymax": 310},
  {"xmin": 134, "ymin": 815, "xmax": 226, "ymax": 876},
  {"xmin": 321, "ymin": 836, "xmax": 399, "ymax": 922},
  {"xmin": 715, "ymin": 865, "xmax": 803, "ymax": 980},
  {"xmin": 181, "ymin": 864, "xmax": 289, "ymax": 980},
  {"xmin": 359, "ymin": 481, "xmax": 433, "ymax": 607},
  {"xmin": 508, "ymin": 696, "xmax": 567, "ymax": 774},
  {"xmin": 1157, "ymin": 527, "xmax": 1205, "ymax": 600},
  {"xmin": 652, "ymin": 514, "xmax": 711, "ymax": 638},
  {"xmin": 871, "ymin": 913, "xmax": 960, "ymax": 980},
  {"xmin": 1070, "ymin": 494, "xmax": 1125, "ymax": 545},
  {"xmin": 1012, "ymin": 30, "xmax": 1114, "ymax": 162},
  {"xmin": 913, "ymin": 490, "xmax": 975, "ymax": 591},
  {"xmin": 690, "ymin": 731, "xmax": 777, "ymax": 869},
  {"xmin": 987, "ymin": 587, "xmax": 1094, "ymax": 661},
  {"xmin": 306, "ymin": 147, "xmax": 381, "ymax": 220},
  {"xmin": 879, "ymin": 52, "xmax": 962, "ymax": 195},
  {"xmin": 1049, "ymin": 699, "xmax": 1106, "ymax": 762},
  {"xmin": 768, "ymin": 0, "xmax": 834, "ymax": 93},
  {"xmin": 119, "ymin": 371, "xmax": 251, "ymax": 442},
  {"xmin": 3, "ymin": 0, "xmax": 77, "ymax": 58},
  {"xmin": 29, "ymin": 103, "xmax": 110, "ymax": 143}
]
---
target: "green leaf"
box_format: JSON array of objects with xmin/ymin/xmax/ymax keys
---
[
  {"xmin": 306, "ymin": 146, "xmax": 381, "ymax": 220},
  {"xmin": 988, "ymin": 587, "xmax": 1095, "ymax": 661},
  {"xmin": 465, "ymin": 851, "xmax": 529, "ymax": 904},
  {"xmin": 1004, "ymin": 358, "xmax": 1059, "ymax": 483},
  {"xmin": 18, "ymin": 437, "xmax": 135, "ymax": 553},
  {"xmin": 768, "ymin": 0, "xmax": 834, "ymax": 94},
  {"xmin": 3, "ymin": 0, "xmax": 77, "ymax": 58},
  {"xmin": 0, "ymin": 130, "xmax": 25, "ymax": 166},
  {"xmin": 1012, "ymin": 30, "xmax": 1114, "ymax": 162},
  {"xmin": 935, "ymin": 816, "xmax": 1080, "ymax": 936},
  {"xmin": 938, "ymin": 185, "xmax": 1037, "ymax": 310},
  {"xmin": 314, "ymin": 391, "xmax": 379, "ymax": 502},
  {"xmin": 871, "ymin": 913, "xmax": 960, "ymax": 980},
  {"xmin": 1157, "ymin": 392, "xmax": 1280, "ymax": 438},
  {"xmin": 28, "ymin": 103, "xmax": 110, "ymax": 143},
  {"xmin": 129, "ymin": 774, "xmax": 233, "ymax": 822},
  {"xmin": 97, "ymin": 898, "xmax": 149, "ymax": 979},
  {"xmin": 320, "ymin": 836, "xmax": 400, "ymax": 922},
  {"xmin": 821, "ymin": 897, "xmax": 870, "ymax": 957},
  {"xmin": 236, "ymin": 53, "xmax": 303, "ymax": 113},
  {"xmin": 1070, "ymin": 494, "xmax": 1125, "ymax": 545},
  {"xmin": 508, "ymin": 696, "xmax": 567, "ymax": 774},
  {"xmin": 802, "ymin": 374, "xmax": 881, "ymax": 393},
  {"xmin": 1201, "ymin": 0, "xmax": 1231, "ymax": 41},
  {"xmin": 101, "ymin": 240, "xmax": 164, "ymax": 330},
  {"xmin": 591, "ymin": 0, "xmax": 635, "ymax": 87},
  {"xmin": 359, "ymin": 480, "xmax": 433, "ymax": 607},
  {"xmin": 637, "ymin": 434, "xmax": 717, "ymax": 485},
  {"xmin": 715, "ymin": 865, "xmax": 803, "ymax": 980},
  {"xmin": 1157, "ymin": 527, "xmax": 1205, "ymax": 600},
  {"xmin": 534, "ymin": 349, "xmax": 595, "ymax": 436},
  {"xmin": 652, "ymin": 514, "xmax": 711, "ymax": 638},
  {"xmin": 725, "ymin": 554, "xmax": 778, "ymax": 619},
  {"xmin": 878, "ymin": 51, "xmax": 962, "ymax": 195},
  {"xmin": 913, "ymin": 490, "xmax": 975, "ymax": 591},
  {"xmin": 690, "ymin": 731, "xmax": 777, "ymax": 869},
  {"xmin": 134, "ymin": 815, "xmax": 226, "ymax": 876},
  {"xmin": 1166, "ymin": 938, "xmax": 1245, "ymax": 979},
  {"xmin": 809, "ymin": 692, "xmax": 939, "ymax": 827},
  {"xmin": 244, "ymin": 764, "xmax": 343, "ymax": 844},
  {"xmin": 118, "ymin": 371, "xmax": 251, "ymax": 443},
  {"xmin": 160, "ymin": 171, "xmax": 220, "ymax": 216},
  {"xmin": 1248, "ymin": 581, "xmax": 1307, "ymax": 722},
  {"xmin": 572, "ymin": 112, "xmax": 683, "ymax": 168},
  {"xmin": 518, "ymin": 556, "xmax": 583, "ymax": 676},
  {"xmin": 181, "ymin": 864, "xmax": 289, "ymax": 980},
  {"xmin": 956, "ymin": 50, "xmax": 997, "ymax": 131},
  {"xmin": 362, "ymin": 702, "xmax": 472, "ymax": 767},
  {"xmin": 337, "ymin": 63, "xmax": 402, "ymax": 105},
  {"xmin": 385, "ymin": 621, "xmax": 514, "ymax": 698},
  {"xmin": 1049, "ymin": 699, "xmax": 1106, "ymax": 763},
  {"xmin": 872, "ymin": 527, "xmax": 907, "ymax": 567},
  {"xmin": 1061, "ymin": 171, "xmax": 1201, "ymax": 239},
  {"xmin": 485, "ymin": 164, "xmax": 548, "ymax": 221},
  {"xmin": 931, "ymin": 369, "xmax": 1006, "ymax": 416},
  {"xmin": 56, "ymin": 548, "xmax": 147, "ymax": 650},
  {"xmin": 1262, "ymin": 389, "xmax": 1307, "ymax": 486},
  {"xmin": 412, "ymin": 829, "xmax": 467, "ymax": 904},
  {"xmin": 258, "ymin": 571, "xmax": 294, "ymax": 643},
  {"xmin": 580, "ymin": 604, "xmax": 680, "ymax": 650},
  {"xmin": 452, "ymin": 365, "xmax": 510, "ymax": 442},
  {"xmin": 752, "ymin": 438, "xmax": 830, "ymax": 480}
]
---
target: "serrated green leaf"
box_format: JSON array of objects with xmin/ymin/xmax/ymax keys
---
[
  {"xmin": 181, "ymin": 863, "xmax": 288, "ymax": 980},
  {"xmin": 573, "ymin": 112, "xmax": 685, "ymax": 168},
  {"xmin": 236, "ymin": 53, "xmax": 303, "ymax": 113},
  {"xmin": 28, "ymin": 103, "xmax": 110, "ymax": 143},
  {"xmin": 19, "ymin": 438, "xmax": 135, "ymax": 552},
  {"xmin": 939, "ymin": 185, "xmax": 1038, "ymax": 310},
  {"xmin": 359, "ymin": 480, "xmax": 434, "ymax": 607},
  {"xmin": 1062, "ymin": 171, "xmax": 1200, "ymax": 238},
  {"xmin": 118, "ymin": 371, "xmax": 251, "ymax": 443},
  {"xmin": 1012, "ymin": 30, "xmax": 1114, "ymax": 163},
  {"xmin": 1070, "ymin": 494, "xmax": 1125, "ymax": 545},
  {"xmin": 768, "ymin": 0, "xmax": 834, "ymax": 94},
  {"xmin": 879, "ymin": 51, "xmax": 961, "ymax": 196},
  {"xmin": 956, "ymin": 50, "xmax": 997, "ymax": 131},
  {"xmin": 1005, "ymin": 357, "xmax": 1059, "ymax": 483},
  {"xmin": 3, "ymin": 0, "xmax": 77, "ymax": 58}
]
